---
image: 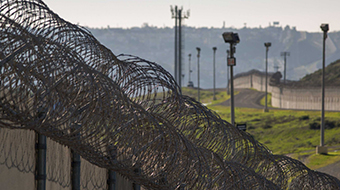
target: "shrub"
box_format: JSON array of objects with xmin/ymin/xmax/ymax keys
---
[
  {"xmin": 309, "ymin": 122, "xmax": 320, "ymax": 130},
  {"xmin": 299, "ymin": 115, "xmax": 309, "ymax": 120},
  {"xmin": 248, "ymin": 125, "xmax": 255, "ymax": 130},
  {"xmin": 309, "ymin": 120, "xmax": 337, "ymax": 130},
  {"xmin": 261, "ymin": 124, "xmax": 272, "ymax": 129},
  {"xmin": 325, "ymin": 120, "xmax": 336, "ymax": 129}
]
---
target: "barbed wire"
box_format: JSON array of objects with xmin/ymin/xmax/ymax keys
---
[{"xmin": 0, "ymin": 0, "xmax": 339, "ymax": 189}]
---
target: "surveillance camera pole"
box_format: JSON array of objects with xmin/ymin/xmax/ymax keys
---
[
  {"xmin": 222, "ymin": 32, "xmax": 239, "ymax": 126},
  {"xmin": 213, "ymin": 47, "xmax": 217, "ymax": 100}
]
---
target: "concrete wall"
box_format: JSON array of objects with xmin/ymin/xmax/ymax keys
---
[
  {"xmin": 46, "ymin": 137, "xmax": 71, "ymax": 190},
  {"xmin": 0, "ymin": 128, "xmax": 138, "ymax": 190},
  {"xmin": 0, "ymin": 128, "xmax": 35, "ymax": 190},
  {"xmin": 271, "ymin": 86, "xmax": 340, "ymax": 111},
  {"xmin": 233, "ymin": 70, "xmax": 340, "ymax": 111},
  {"xmin": 233, "ymin": 70, "xmax": 272, "ymax": 92}
]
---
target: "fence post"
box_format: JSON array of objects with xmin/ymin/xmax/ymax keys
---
[
  {"xmin": 107, "ymin": 169, "xmax": 116, "ymax": 190},
  {"xmin": 107, "ymin": 145, "xmax": 116, "ymax": 190},
  {"xmin": 71, "ymin": 149, "xmax": 81, "ymax": 190},
  {"xmin": 36, "ymin": 133, "xmax": 46, "ymax": 190},
  {"xmin": 71, "ymin": 124, "xmax": 81, "ymax": 190},
  {"xmin": 133, "ymin": 167, "xmax": 141, "ymax": 190}
]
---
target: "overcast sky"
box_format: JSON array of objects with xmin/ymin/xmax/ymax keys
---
[{"xmin": 43, "ymin": 0, "xmax": 340, "ymax": 32}]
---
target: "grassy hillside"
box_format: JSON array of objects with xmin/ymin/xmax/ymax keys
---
[
  {"xmin": 208, "ymin": 103, "xmax": 340, "ymax": 169},
  {"xmin": 208, "ymin": 105, "xmax": 340, "ymax": 154},
  {"xmin": 182, "ymin": 88, "xmax": 340, "ymax": 154},
  {"xmin": 182, "ymin": 87, "xmax": 340, "ymax": 169},
  {"xmin": 293, "ymin": 59, "xmax": 340, "ymax": 86}
]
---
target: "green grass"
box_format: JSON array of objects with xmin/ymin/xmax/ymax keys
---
[
  {"xmin": 207, "ymin": 104, "xmax": 340, "ymax": 154},
  {"xmin": 209, "ymin": 105, "xmax": 340, "ymax": 167},
  {"xmin": 181, "ymin": 87, "xmax": 340, "ymax": 167},
  {"xmin": 260, "ymin": 93, "xmax": 272, "ymax": 107},
  {"xmin": 181, "ymin": 87, "xmax": 237, "ymax": 106},
  {"xmin": 306, "ymin": 151, "xmax": 340, "ymax": 169},
  {"xmin": 291, "ymin": 151, "xmax": 340, "ymax": 170}
]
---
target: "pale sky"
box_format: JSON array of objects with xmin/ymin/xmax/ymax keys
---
[{"xmin": 43, "ymin": 0, "xmax": 340, "ymax": 32}]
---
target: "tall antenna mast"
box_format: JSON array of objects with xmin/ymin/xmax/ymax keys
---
[{"xmin": 171, "ymin": 6, "xmax": 189, "ymax": 88}]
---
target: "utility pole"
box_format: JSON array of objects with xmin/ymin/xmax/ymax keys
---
[
  {"xmin": 281, "ymin": 51, "xmax": 290, "ymax": 84},
  {"xmin": 196, "ymin": 47, "xmax": 201, "ymax": 102},
  {"xmin": 213, "ymin": 47, "xmax": 217, "ymax": 100},
  {"xmin": 171, "ymin": 6, "xmax": 178, "ymax": 84},
  {"xmin": 171, "ymin": 6, "xmax": 189, "ymax": 88}
]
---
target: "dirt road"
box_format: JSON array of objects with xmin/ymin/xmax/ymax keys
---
[{"xmin": 218, "ymin": 88, "xmax": 266, "ymax": 109}]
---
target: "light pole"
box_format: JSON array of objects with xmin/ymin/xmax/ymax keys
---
[
  {"xmin": 226, "ymin": 50, "xmax": 230, "ymax": 95},
  {"xmin": 222, "ymin": 32, "xmax": 240, "ymax": 126},
  {"xmin": 281, "ymin": 51, "xmax": 290, "ymax": 84},
  {"xmin": 187, "ymin": 53, "xmax": 193, "ymax": 87},
  {"xmin": 213, "ymin": 47, "xmax": 217, "ymax": 100},
  {"xmin": 318, "ymin": 23, "xmax": 329, "ymax": 154},
  {"xmin": 196, "ymin": 47, "xmax": 201, "ymax": 102},
  {"xmin": 264, "ymin": 42, "xmax": 271, "ymax": 112}
]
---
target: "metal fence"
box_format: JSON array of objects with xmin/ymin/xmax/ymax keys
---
[
  {"xmin": 1, "ymin": 0, "xmax": 340, "ymax": 189},
  {"xmin": 0, "ymin": 128, "xmax": 138, "ymax": 190}
]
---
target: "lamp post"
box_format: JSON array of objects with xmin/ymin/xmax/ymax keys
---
[
  {"xmin": 317, "ymin": 23, "xmax": 329, "ymax": 154},
  {"xmin": 196, "ymin": 47, "xmax": 201, "ymax": 102},
  {"xmin": 213, "ymin": 47, "xmax": 217, "ymax": 100},
  {"xmin": 222, "ymin": 32, "xmax": 240, "ymax": 126},
  {"xmin": 187, "ymin": 53, "xmax": 193, "ymax": 87},
  {"xmin": 264, "ymin": 42, "xmax": 271, "ymax": 112}
]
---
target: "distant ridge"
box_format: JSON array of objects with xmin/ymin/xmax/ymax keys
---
[
  {"xmin": 88, "ymin": 26, "xmax": 340, "ymax": 89},
  {"xmin": 294, "ymin": 59, "xmax": 340, "ymax": 87}
]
